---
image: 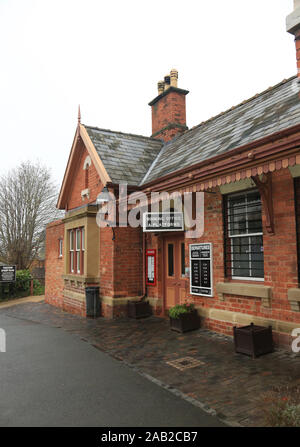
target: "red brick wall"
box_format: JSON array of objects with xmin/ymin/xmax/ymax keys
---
[
  {"xmin": 100, "ymin": 226, "xmax": 143, "ymax": 298},
  {"xmin": 151, "ymin": 90, "xmax": 187, "ymax": 141},
  {"xmin": 99, "ymin": 226, "xmax": 143, "ymax": 317},
  {"xmin": 67, "ymin": 145, "xmax": 103, "ymax": 210},
  {"xmin": 113, "ymin": 226, "xmax": 143, "ymax": 297},
  {"xmin": 100, "ymin": 226, "xmax": 114, "ymax": 298},
  {"xmin": 45, "ymin": 219, "xmax": 64, "ymax": 308},
  {"xmin": 263, "ymin": 169, "xmax": 298, "ymax": 316},
  {"xmin": 144, "ymin": 170, "xmax": 300, "ymax": 346},
  {"xmin": 191, "ymin": 171, "xmax": 300, "ymax": 346}
]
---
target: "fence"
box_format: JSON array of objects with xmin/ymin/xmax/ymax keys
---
[{"xmin": 0, "ymin": 278, "xmax": 35, "ymax": 300}]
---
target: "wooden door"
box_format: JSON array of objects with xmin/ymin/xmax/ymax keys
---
[{"xmin": 164, "ymin": 236, "xmax": 186, "ymax": 311}]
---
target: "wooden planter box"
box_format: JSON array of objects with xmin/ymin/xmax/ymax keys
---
[
  {"xmin": 170, "ymin": 309, "xmax": 200, "ymax": 333},
  {"xmin": 128, "ymin": 300, "xmax": 152, "ymax": 319},
  {"xmin": 233, "ymin": 323, "xmax": 273, "ymax": 358}
]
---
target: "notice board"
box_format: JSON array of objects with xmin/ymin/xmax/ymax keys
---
[{"xmin": 189, "ymin": 243, "xmax": 213, "ymax": 297}]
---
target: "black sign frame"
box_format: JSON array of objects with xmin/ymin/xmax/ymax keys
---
[
  {"xmin": 0, "ymin": 265, "xmax": 16, "ymax": 282},
  {"xmin": 189, "ymin": 243, "xmax": 213, "ymax": 297}
]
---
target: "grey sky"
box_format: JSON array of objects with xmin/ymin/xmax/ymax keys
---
[{"xmin": 0, "ymin": 0, "xmax": 295, "ymax": 188}]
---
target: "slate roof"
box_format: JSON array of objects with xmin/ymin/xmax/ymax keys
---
[
  {"xmin": 84, "ymin": 76, "xmax": 300, "ymax": 187},
  {"xmin": 84, "ymin": 126, "xmax": 163, "ymax": 185},
  {"xmin": 142, "ymin": 76, "xmax": 300, "ymax": 184}
]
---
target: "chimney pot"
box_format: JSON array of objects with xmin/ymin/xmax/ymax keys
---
[
  {"xmin": 157, "ymin": 81, "xmax": 165, "ymax": 95},
  {"xmin": 170, "ymin": 69, "xmax": 178, "ymax": 87},
  {"xmin": 164, "ymin": 75, "xmax": 171, "ymax": 91}
]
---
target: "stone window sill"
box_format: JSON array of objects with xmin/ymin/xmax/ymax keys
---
[
  {"xmin": 62, "ymin": 273, "xmax": 100, "ymax": 287},
  {"xmin": 216, "ymin": 282, "xmax": 272, "ymax": 307},
  {"xmin": 288, "ymin": 288, "xmax": 300, "ymax": 312}
]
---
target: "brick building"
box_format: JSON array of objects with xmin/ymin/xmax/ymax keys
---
[{"xmin": 46, "ymin": 2, "xmax": 300, "ymax": 347}]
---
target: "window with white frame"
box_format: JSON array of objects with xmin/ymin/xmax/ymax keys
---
[
  {"xmin": 82, "ymin": 227, "xmax": 85, "ymax": 270},
  {"xmin": 69, "ymin": 227, "xmax": 84, "ymax": 275},
  {"xmin": 70, "ymin": 230, "xmax": 74, "ymax": 273},
  {"xmin": 76, "ymin": 229, "xmax": 81, "ymax": 274},
  {"xmin": 224, "ymin": 190, "xmax": 264, "ymax": 280}
]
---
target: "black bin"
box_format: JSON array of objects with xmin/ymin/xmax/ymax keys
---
[{"xmin": 85, "ymin": 286, "xmax": 101, "ymax": 318}]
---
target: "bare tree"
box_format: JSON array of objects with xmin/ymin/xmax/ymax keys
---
[{"xmin": 0, "ymin": 161, "xmax": 60, "ymax": 269}]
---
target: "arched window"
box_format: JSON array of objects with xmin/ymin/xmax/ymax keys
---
[{"xmin": 85, "ymin": 165, "xmax": 89, "ymax": 189}]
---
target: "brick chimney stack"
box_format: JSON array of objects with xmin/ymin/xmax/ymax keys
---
[
  {"xmin": 149, "ymin": 69, "xmax": 189, "ymax": 142},
  {"xmin": 287, "ymin": 0, "xmax": 300, "ymax": 80}
]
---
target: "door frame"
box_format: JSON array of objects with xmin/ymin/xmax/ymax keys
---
[{"xmin": 162, "ymin": 232, "xmax": 185, "ymax": 315}]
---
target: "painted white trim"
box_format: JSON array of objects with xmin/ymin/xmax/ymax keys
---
[{"xmin": 232, "ymin": 276, "xmax": 264, "ymax": 282}]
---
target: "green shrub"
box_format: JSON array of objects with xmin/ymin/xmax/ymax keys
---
[
  {"xmin": 169, "ymin": 302, "xmax": 195, "ymax": 319},
  {"xmin": 16, "ymin": 270, "xmax": 31, "ymax": 292},
  {"xmin": 33, "ymin": 279, "xmax": 44, "ymax": 296},
  {"xmin": 0, "ymin": 269, "xmax": 32, "ymax": 301}
]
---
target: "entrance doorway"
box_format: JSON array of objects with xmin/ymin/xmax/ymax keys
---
[{"xmin": 163, "ymin": 235, "xmax": 186, "ymax": 311}]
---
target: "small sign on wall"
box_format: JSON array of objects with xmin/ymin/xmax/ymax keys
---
[
  {"xmin": 189, "ymin": 243, "xmax": 213, "ymax": 297},
  {"xmin": 146, "ymin": 249, "xmax": 156, "ymax": 286},
  {"xmin": 143, "ymin": 212, "xmax": 184, "ymax": 232},
  {"xmin": 0, "ymin": 265, "xmax": 16, "ymax": 282}
]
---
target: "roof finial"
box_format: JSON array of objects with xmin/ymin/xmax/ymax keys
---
[{"xmin": 78, "ymin": 104, "xmax": 81, "ymax": 125}]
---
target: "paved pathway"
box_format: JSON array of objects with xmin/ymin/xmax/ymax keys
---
[
  {"xmin": 1, "ymin": 300, "xmax": 300, "ymax": 426},
  {"xmin": 0, "ymin": 295, "xmax": 44, "ymax": 309},
  {"xmin": 0, "ymin": 313, "xmax": 225, "ymax": 427}
]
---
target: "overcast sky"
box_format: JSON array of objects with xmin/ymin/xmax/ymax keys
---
[{"xmin": 0, "ymin": 0, "xmax": 296, "ymax": 188}]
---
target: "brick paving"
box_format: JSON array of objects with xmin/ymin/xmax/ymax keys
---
[{"xmin": 1, "ymin": 301, "xmax": 300, "ymax": 427}]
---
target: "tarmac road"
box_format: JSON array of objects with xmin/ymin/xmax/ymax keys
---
[{"xmin": 0, "ymin": 313, "xmax": 225, "ymax": 427}]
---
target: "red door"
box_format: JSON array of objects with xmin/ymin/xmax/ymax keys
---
[{"xmin": 163, "ymin": 235, "xmax": 186, "ymax": 311}]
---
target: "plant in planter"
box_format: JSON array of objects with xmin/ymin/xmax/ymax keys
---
[
  {"xmin": 169, "ymin": 302, "xmax": 200, "ymax": 333},
  {"xmin": 128, "ymin": 297, "xmax": 152, "ymax": 319}
]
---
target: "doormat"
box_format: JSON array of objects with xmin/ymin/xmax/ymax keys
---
[{"xmin": 166, "ymin": 356, "xmax": 205, "ymax": 371}]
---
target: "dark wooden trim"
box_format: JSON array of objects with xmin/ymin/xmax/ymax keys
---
[{"xmin": 252, "ymin": 173, "xmax": 274, "ymax": 234}]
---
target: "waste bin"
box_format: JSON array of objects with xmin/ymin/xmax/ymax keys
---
[{"xmin": 85, "ymin": 286, "xmax": 101, "ymax": 318}]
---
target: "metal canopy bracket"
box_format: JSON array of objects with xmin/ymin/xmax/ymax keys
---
[{"xmin": 251, "ymin": 173, "xmax": 274, "ymax": 235}]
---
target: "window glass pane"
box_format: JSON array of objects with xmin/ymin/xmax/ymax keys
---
[
  {"xmin": 82, "ymin": 228, "xmax": 85, "ymax": 251},
  {"xmin": 181, "ymin": 243, "xmax": 185, "ymax": 276},
  {"xmin": 247, "ymin": 192, "xmax": 262, "ymax": 233},
  {"xmin": 250, "ymin": 235, "xmax": 264, "ymax": 278},
  {"xmin": 59, "ymin": 239, "xmax": 62, "ymax": 256},
  {"xmin": 232, "ymin": 237, "xmax": 250, "ymax": 277},
  {"xmin": 228, "ymin": 195, "xmax": 247, "ymax": 236},
  {"xmin": 76, "ymin": 229, "xmax": 81, "ymax": 250},
  {"xmin": 70, "ymin": 252, "xmax": 74, "ymax": 272},
  {"xmin": 226, "ymin": 190, "xmax": 264, "ymax": 279},
  {"xmin": 168, "ymin": 244, "xmax": 174, "ymax": 277},
  {"xmin": 70, "ymin": 231, "xmax": 73, "ymax": 250},
  {"xmin": 77, "ymin": 251, "xmax": 80, "ymax": 273}
]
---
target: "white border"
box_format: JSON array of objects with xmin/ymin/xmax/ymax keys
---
[
  {"xmin": 143, "ymin": 212, "xmax": 184, "ymax": 232},
  {"xmin": 189, "ymin": 243, "xmax": 213, "ymax": 297}
]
